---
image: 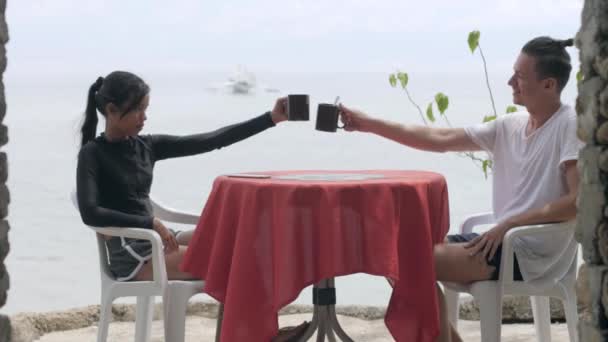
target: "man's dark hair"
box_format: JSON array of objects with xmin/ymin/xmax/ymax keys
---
[{"xmin": 521, "ymin": 36, "xmax": 574, "ymax": 92}]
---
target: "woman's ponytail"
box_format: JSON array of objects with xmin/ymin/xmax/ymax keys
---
[{"xmin": 80, "ymin": 77, "xmax": 104, "ymax": 148}]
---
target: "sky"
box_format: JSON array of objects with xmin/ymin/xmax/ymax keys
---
[{"xmin": 6, "ymin": 0, "xmax": 585, "ymax": 77}]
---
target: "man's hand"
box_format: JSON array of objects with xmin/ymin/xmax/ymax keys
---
[
  {"xmin": 464, "ymin": 222, "xmax": 513, "ymax": 261},
  {"xmin": 338, "ymin": 104, "xmax": 373, "ymax": 132},
  {"xmin": 153, "ymin": 218, "xmax": 179, "ymax": 253}
]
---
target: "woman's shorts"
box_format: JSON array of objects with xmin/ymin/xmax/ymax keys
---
[
  {"xmin": 105, "ymin": 229, "xmax": 181, "ymax": 281},
  {"xmin": 446, "ymin": 233, "xmax": 523, "ymax": 281}
]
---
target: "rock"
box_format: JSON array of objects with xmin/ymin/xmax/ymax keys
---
[
  {"xmin": 586, "ymin": 265, "xmax": 608, "ymax": 329},
  {"xmin": 8, "ymin": 297, "xmax": 573, "ymax": 342},
  {"xmin": 598, "ymin": 222, "xmax": 608, "ymax": 265},
  {"xmin": 597, "ymin": 121, "xmax": 608, "ymax": 144},
  {"xmin": 599, "ymin": 149, "xmax": 608, "ymax": 172},
  {"xmin": 9, "ymin": 314, "xmax": 39, "ymax": 342},
  {"xmin": 576, "ymin": 183, "xmax": 605, "ymax": 264},
  {"xmin": 458, "ymin": 295, "xmax": 568, "ymax": 322},
  {"xmin": 599, "ymin": 85, "xmax": 608, "ymax": 120},
  {"xmin": 578, "ymin": 264, "xmax": 592, "ymax": 317},
  {"xmin": 595, "ymin": 56, "xmax": 608, "ymax": 80},
  {"xmin": 579, "ymin": 317, "xmax": 608, "ymax": 342},
  {"xmin": 577, "ymin": 77, "xmax": 603, "ymax": 143},
  {"xmin": 187, "ymin": 301, "xmax": 225, "ymax": 318}
]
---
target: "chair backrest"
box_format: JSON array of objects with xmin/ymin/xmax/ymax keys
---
[
  {"xmin": 461, "ymin": 213, "xmax": 579, "ymax": 288},
  {"xmin": 70, "ymin": 190, "xmax": 116, "ymax": 282}
]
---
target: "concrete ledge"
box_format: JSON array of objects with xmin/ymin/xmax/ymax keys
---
[{"xmin": 8, "ymin": 295, "xmax": 575, "ymax": 342}]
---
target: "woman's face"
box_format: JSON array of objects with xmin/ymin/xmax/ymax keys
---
[{"xmin": 107, "ymin": 94, "xmax": 149, "ymax": 137}]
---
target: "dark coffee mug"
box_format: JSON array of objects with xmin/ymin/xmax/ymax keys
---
[
  {"xmin": 315, "ymin": 103, "xmax": 344, "ymax": 132},
  {"xmin": 286, "ymin": 94, "xmax": 310, "ymax": 121}
]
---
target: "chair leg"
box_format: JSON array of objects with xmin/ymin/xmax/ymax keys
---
[
  {"xmin": 472, "ymin": 283, "xmax": 502, "ymax": 342},
  {"xmin": 135, "ymin": 296, "xmax": 154, "ymax": 342},
  {"xmin": 444, "ymin": 287, "xmax": 460, "ymax": 328},
  {"xmin": 531, "ymin": 296, "xmax": 551, "ymax": 342},
  {"xmin": 164, "ymin": 288, "xmax": 193, "ymax": 342},
  {"xmin": 97, "ymin": 294, "xmax": 114, "ymax": 342},
  {"xmin": 563, "ymin": 293, "xmax": 578, "ymax": 342}
]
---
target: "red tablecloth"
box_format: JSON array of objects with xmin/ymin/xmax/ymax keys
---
[{"xmin": 181, "ymin": 170, "xmax": 449, "ymax": 342}]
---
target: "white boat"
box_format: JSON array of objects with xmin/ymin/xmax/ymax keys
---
[{"xmin": 226, "ymin": 66, "xmax": 256, "ymax": 94}]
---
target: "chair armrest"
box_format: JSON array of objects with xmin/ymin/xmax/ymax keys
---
[
  {"xmin": 89, "ymin": 226, "xmax": 168, "ymax": 286},
  {"xmin": 459, "ymin": 212, "xmax": 495, "ymax": 234},
  {"xmin": 499, "ymin": 221, "xmax": 575, "ymax": 286},
  {"xmin": 92, "ymin": 226, "xmax": 160, "ymax": 241},
  {"xmin": 150, "ymin": 198, "xmax": 200, "ymax": 225}
]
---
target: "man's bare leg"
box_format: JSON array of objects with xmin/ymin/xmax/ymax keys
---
[
  {"xmin": 436, "ymin": 284, "xmax": 451, "ymax": 342},
  {"xmin": 434, "ymin": 241, "xmax": 495, "ymax": 341},
  {"xmin": 434, "ymin": 242, "xmax": 495, "ymax": 283}
]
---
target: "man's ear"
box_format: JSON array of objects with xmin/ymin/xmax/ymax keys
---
[{"xmin": 544, "ymin": 78, "xmax": 558, "ymax": 91}]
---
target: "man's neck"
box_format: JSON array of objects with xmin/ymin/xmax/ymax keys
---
[{"xmin": 526, "ymin": 99, "xmax": 562, "ymax": 133}]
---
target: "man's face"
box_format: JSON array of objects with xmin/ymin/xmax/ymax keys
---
[{"xmin": 507, "ymin": 53, "xmax": 546, "ymax": 107}]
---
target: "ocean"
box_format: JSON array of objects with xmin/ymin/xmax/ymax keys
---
[{"xmin": 2, "ymin": 70, "xmax": 579, "ymax": 314}]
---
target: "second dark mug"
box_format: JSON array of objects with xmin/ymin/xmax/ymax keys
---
[
  {"xmin": 315, "ymin": 103, "xmax": 344, "ymax": 132},
  {"xmin": 286, "ymin": 94, "xmax": 310, "ymax": 121}
]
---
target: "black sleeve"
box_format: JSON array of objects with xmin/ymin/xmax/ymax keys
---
[
  {"xmin": 76, "ymin": 145, "xmax": 154, "ymax": 229},
  {"xmin": 149, "ymin": 112, "xmax": 275, "ymax": 161}
]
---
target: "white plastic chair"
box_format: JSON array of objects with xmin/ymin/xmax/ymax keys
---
[
  {"xmin": 71, "ymin": 191, "xmax": 206, "ymax": 342},
  {"xmin": 442, "ymin": 212, "xmax": 579, "ymax": 342}
]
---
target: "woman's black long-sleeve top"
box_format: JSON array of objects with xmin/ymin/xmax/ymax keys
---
[{"xmin": 76, "ymin": 112, "xmax": 275, "ymax": 229}]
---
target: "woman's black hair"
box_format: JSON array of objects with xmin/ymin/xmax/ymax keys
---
[{"xmin": 80, "ymin": 71, "xmax": 150, "ymax": 147}]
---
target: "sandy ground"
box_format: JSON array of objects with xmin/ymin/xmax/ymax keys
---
[{"xmin": 36, "ymin": 314, "xmax": 572, "ymax": 342}]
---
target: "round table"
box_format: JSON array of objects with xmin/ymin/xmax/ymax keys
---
[{"xmin": 181, "ymin": 170, "xmax": 450, "ymax": 342}]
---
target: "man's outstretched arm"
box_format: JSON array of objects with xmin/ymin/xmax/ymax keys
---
[{"xmin": 339, "ymin": 104, "xmax": 482, "ymax": 153}]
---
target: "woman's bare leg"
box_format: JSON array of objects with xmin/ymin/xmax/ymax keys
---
[
  {"xmin": 176, "ymin": 230, "xmax": 194, "ymax": 245},
  {"xmin": 134, "ymin": 246, "xmax": 194, "ymax": 280}
]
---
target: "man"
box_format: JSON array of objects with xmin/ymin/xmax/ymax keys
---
[{"xmin": 339, "ymin": 36, "xmax": 581, "ymax": 342}]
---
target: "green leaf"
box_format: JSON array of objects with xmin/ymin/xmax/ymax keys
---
[
  {"xmin": 426, "ymin": 103, "xmax": 436, "ymax": 123},
  {"xmin": 506, "ymin": 105, "xmax": 517, "ymax": 114},
  {"xmin": 468, "ymin": 30, "xmax": 480, "ymax": 53},
  {"xmin": 397, "ymin": 72, "xmax": 409, "ymax": 88},
  {"xmin": 483, "ymin": 115, "xmax": 497, "ymax": 123},
  {"xmin": 576, "ymin": 70, "xmax": 583, "ymax": 83},
  {"xmin": 434, "ymin": 92, "xmax": 449, "ymax": 115},
  {"xmin": 389, "ymin": 74, "xmax": 397, "ymax": 87},
  {"xmin": 482, "ymin": 159, "xmax": 492, "ymax": 178}
]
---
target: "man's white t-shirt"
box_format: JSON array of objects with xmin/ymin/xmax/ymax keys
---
[{"xmin": 464, "ymin": 104, "xmax": 582, "ymax": 282}]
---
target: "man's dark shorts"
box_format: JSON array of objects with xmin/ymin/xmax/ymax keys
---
[{"xmin": 447, "ymin": 233, "xmax": 523, "ymax": 281}]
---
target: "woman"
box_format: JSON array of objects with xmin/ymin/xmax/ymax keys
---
[{"xmin": 76, "ymin": 70, "xmax": 287, "ymax": 281}]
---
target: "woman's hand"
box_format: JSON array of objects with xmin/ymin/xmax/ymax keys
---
[
  {"xmin": 464, "ymin": 222, "xmax": 514, "ymax": 261},
  {"xmin": 270, "ymin": 97, "xmax": 288, "ymax": 124},
  {"xmin": 153, "ymin": 218, "xmax": 179, "ymax": 253},
  {"xmin": 338, "ymin": 104, "xmax": 373, "ymax": 132}
]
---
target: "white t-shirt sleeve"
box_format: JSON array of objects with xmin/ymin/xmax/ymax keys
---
[
  {"xmin": 464, "ymin": 119, "xmax": 498, "ymax": 153},
  {"xmin": 559, "ymin": 113, "xmax": 583, "ymax": 167}
]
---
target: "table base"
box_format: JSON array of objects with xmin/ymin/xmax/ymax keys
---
[{"xmin": 298, "ymin": 278, "xmax": 354, "ymax": 342}]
